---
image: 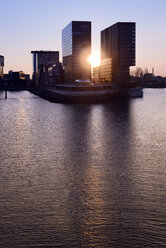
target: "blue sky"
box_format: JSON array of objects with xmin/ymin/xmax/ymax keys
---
[{"xmin": 1, "ymin": 0, "xmax": 166, "ymax": 76}]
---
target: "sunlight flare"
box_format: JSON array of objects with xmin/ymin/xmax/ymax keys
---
[{"xmin": 88, "ymin": 54, "xmax": 100, "ymax": 68}]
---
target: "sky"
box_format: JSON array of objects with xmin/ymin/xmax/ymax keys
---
[{"xmin": 1, "ymin": 0, "xmax": 166, "ymax": 76}]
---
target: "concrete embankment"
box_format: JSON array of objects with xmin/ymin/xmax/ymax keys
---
[
  {"xmin": 29, "ymin": 87, "xmax": 120, "ymax": 103},
  {"xmin": 29, "ymin": 83, "xmax": 144, "ymax": 103}
]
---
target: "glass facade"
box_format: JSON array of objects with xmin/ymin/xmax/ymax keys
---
[
  {"xmin": 62, "ymin": 21, "xmax": 91, "ymax": 83},
  {"xmin": 118, "ymin": 23, "xmax": 135, "ymax": 66},
  {"xmin": 0, "ymin": 56, "xmax": 4, "ymax": 67},
  {"xmin": 101, "ymin": 22, "xmax": 135, "ymax": 84},
  {"xmin": 100, "ymin": 58, "xmax": 112, "ymax": 83},
  {"xmin": 33, "ymin": 53, "xmax": 37, "ymax": 73},
  {"xmin": 0, "ymin": 56, "xmax": 4, "ymax": 79},
  {"xmin": 93, "ymin": 66, "xmax": 100, "ymax": 84},
  {"xmin": 31, "ymin": 51, "xmax": 59, "ymax": 86},
  {"xmin": 62, "ymin": 22, "xmax": 73, "ymax": 83},
  {"xmin": 62, "ymin": 22, "xmax": 72, "ymax": 57},
  {"xmin": 93, "ymin": 59, "xmax": 112, "ymax": 84},
  {"xmin": 32, "ymin": 51, "xmax": 59, "ymax": 72}
]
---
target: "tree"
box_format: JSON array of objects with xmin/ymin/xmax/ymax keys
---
[{"xmin": 135, "ymin": 67, "xmax": 143, "ymax": 77}]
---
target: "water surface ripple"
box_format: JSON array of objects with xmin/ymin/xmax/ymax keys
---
[{"xmin": 0, "ymin": 89, "xmax": 166, "ymax": 247}]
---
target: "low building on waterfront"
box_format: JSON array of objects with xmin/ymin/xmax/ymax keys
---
[
  {"xmin": 0, "ymin": 70, "xmax": 30, "ymax": 89},
  {"xmin": 2, "ymin": 74, "xmax": 9, "ymax": 80},
  {"xmin": 44, "ymin": 63, "xmax": 64, "ymax": 88},
  {"xmin": 8, "ymin": 70, "xmax": 30, "ymax": 81}
]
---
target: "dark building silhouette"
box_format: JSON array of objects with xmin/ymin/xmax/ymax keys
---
[
  {"xmin": 93, "ymin": 66, "xmax": 100, "ymax": 84},
  {"xmin": 31, "ymin": 51, "xmax": 59, "ymax": 86},
  {"xmin": 93, "ymin": 58, "xmax": 112, "ymax": 84},
  {"xmin": 5, "ymin": 70, "xmax": 29, "ymax": 88},
  {"xmin": 0, "ymin": 55, "xmax": 4, "ymax": 80},
  {"xmin": 101, "ymin": 22, "xmax": 135, "ymax": 85},
  {"xmin": 62, "ymin": 21, "xmax": 91, "ymax": 83},
  {"xmin": 8, "ymin": 70, "xmax": 29, "ymax": 81},
  {"xmin": 44, "ymin": 62, "xmax": 64, "ymax": 88}
]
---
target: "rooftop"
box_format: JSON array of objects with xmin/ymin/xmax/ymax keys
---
[{"xmin": 31, "ymin": 51, "xmax": 59, "ymax": 54}]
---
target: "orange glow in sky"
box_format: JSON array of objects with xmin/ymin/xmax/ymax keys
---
[{"xmin": 1, "ymin": 0, "xmax": 166, "ymax": 76}]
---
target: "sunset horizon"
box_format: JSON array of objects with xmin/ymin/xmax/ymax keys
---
[
  {"xmin": 1, "ymin": 0, "xmax": 166, "ymax": 77},
  {"xmin": 0, "ymin": 1, "xmax": 166, "ymax": 247}
]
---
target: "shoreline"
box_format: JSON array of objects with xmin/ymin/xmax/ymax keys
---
[{"xmin": 29, "ymin": 84, "xmax": 143, "ymax": 103}]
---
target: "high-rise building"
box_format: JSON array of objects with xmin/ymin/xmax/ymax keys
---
[
  {"xmin": 62, "ymin": 21, "xmax": 91, "ymax": 83},
  {"xmin": 31, "ymin": 51, "xmax": 59, "ymax": 86},
  {"xmin": 0, "ymin": 55, "xmax": 4, "ymax": 80},
  {"xmin": 101, "ymin": 22, "xmax": 135, "ymax": 84}
]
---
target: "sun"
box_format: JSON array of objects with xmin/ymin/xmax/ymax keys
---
[{"xmin": 88, "ymin": 54, "xmax": 100, "ymax": 68}]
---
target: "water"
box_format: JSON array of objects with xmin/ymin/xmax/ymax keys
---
[{"xmin": 0, "ymin": 89, "xmax": 166, "ymax": 248}]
